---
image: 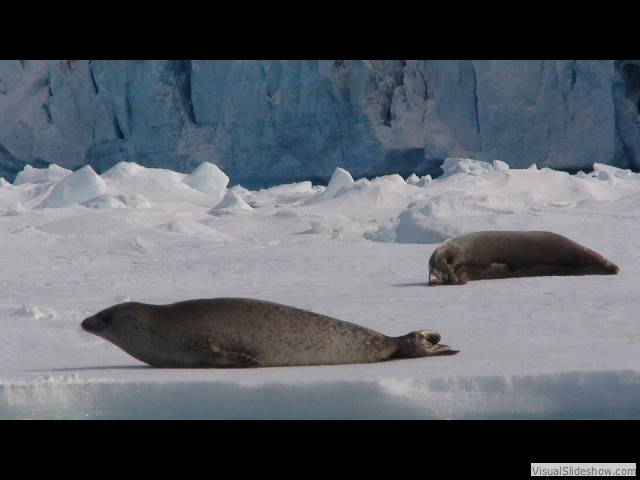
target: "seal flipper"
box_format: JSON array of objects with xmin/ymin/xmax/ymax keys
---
[
  {"xmin": 193, "ymin": 336, "xmax": 262, "ymax": 368},
  {"xmin": 200, "ymin": 349, "xmax": 262, "ymax": 368}
]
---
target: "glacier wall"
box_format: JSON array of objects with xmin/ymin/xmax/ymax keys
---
[{"xmin": 0, "ymin": 60, "xmax": 639, "ymax": 186}]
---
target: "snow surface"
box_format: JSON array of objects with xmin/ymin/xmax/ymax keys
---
[{"xmin": 1, "ymin": 159, "xmax": 639, "ymax": 419}]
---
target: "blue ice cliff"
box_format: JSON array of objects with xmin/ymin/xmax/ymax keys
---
[{"xmin": 0, "ymin": 60, "xmax": 638, "ymax": 186}]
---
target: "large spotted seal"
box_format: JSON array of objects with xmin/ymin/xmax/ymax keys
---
[
  {"xmin": 428, "ymin": 230, "xmax": 619, "ymax": 286},
  {"xmin": 81, "ymin": 298, "xmax": 457, "ymax": 368}
]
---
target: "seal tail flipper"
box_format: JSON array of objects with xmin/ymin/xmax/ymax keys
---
[
  {"xmin": 392, "ymin": 330, "xmax": 459, "ymax": 358},
  {"xmin": 429, "ymin": 346, "xmax": 459, "ymax": 355}
]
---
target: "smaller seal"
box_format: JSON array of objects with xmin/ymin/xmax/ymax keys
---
[
  {"xmin": 428, "ymin": 230, "xmax": 619, "ymax": 286},
  {"xmin": 81, "ymin": 298, "xmax": 458, "ymax": 368}
]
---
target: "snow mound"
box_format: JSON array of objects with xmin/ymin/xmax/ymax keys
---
[
  {"xmin": 208, "ymin": 190, "xmax": 253, "ymax": 216},
  {"xmin": 182, "ymin": 162, "xmax": 229, "ymax": 197},
  {"xmin": 306, "ymin": 215, "xmax": 370, "ymax": 240},
  {"xmin": 117, "ymin": 194, "xmax": 151, "ymax": 208},
  {"xmin": 301, "ymin": 175, "xmax": 424, "ymax": 222},
  {"xmin": 51, "ymin": 193, "xmax": 149, "ymax": 214},
  {"xmin": 13, "ymin": 304, "xmax": 58, "ymax": 322},
  {"xmin": 129, "ymin": 236, "xmax": 154, "ymax": 251},
  {"xmin": 242, "ymin": 181, "xmax": 317, "ymax": 208},
  {"xmin": 6, "ymin": 202, "xmax": 24, "ymax": 216},
  {"xmin": 394, "ymin": 208, "xmax": 451, "ymax": 244},
  {"xmin": 83, "ymin": 196, "xmax": 126, "ymax": 209},
  {"xmin": 394, "ymin": 192, "xmax": 522, "ymax": 244},
  {"xmin": 37, "ymin": 166, "xmax": 106, "ymax": 208},
  {"xmin": 101, "ymin": 161, "xmax": 145, "ymax": 180},
  {"xmin": 158, "ymin": 221, "xmax": 235, "ymax": 241},
  {"xmin": 101, "ymin": 162, "xmax": 211, "ymax": 205},
  {"xmin": 388, "ymin": 165, "xmax": 638, "ymax": 244},
  {"xmin": 13, "ymin": 164, "xmax": 72, "ymax": 185}
]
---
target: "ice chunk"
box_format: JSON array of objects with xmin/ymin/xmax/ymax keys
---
[
  {"xmin": 6, "ymin": 202, "xmax": 24, "ymax": 215},
  {"xmin": 593, "ymin": 163, "xmax": 631, "ymax": 179},
  {"xmin": 14, "ymin": 164, "xmax": 72, "ymax": 185},
  {"xmin": 208, "ymin": 190, "xmax": 253, "ymax": 215},
  {"xmin": 405, "ymin": 173, "xmax": 433, "ymax": 187},
  {"xmin": 37, "ymin": 166, "xmax": 106, "ymax": 208},
  {"xmin": 440, "ymin": 158, "xmax": 494, "ymax": 179},
  {"xmin": 324, "ymin": 167, "xmax": 354, "ymax": 198},
  {"xmin": 308, "ymin": 167, "xmax": 355, "ymax": 203},
  {"xmin": 595, "ymin": 169, "xmax": 617, "ymax": 183},
  {"xmin": 416, "ymin": 175, "xmax": 433, "ymax": 187},
  {"xmin": 182, "ymin": 162, "xmax": 229, "ymax": 196},
  {"xmin": 492, "ymin": 160, "xmax": 510, "ymax": 171},
  {"xmin": 405, "ymin": 173, "xmax": 420, "ymax": 185}
]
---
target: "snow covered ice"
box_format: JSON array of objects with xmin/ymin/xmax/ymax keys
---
[{"xmin": 1, "ymin": 159, "xmax": 639, "ymax": 419}]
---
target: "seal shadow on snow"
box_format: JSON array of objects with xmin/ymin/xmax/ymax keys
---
[
  {"xmin": 392, "ymin": 282, "xmax": 430, "ymax": 287},
  {"xmin": 33, "ymin": 365, "xmax": 150, "ymax": 371}
]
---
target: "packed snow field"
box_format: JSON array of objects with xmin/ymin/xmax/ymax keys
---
[{"xmin": 1, "ymin": 158, "xmax": 639, "ymax": 419}]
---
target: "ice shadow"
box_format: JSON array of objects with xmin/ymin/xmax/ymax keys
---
[{"xmin": 392, "ymin": 281, "xmax": 430, "ymax": 287}]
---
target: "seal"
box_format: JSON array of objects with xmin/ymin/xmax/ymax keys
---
[
  {"xmin": 428, "ymin": 230, "xmax": 619, "ymax": 286},
  {"xmin": 81, "ymin": 298, "xmax": 457, "ymax": 368}
]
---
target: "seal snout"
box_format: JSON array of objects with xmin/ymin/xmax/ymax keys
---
[
  {"xmin": 81, "ymin": 315, "xmax": 106, "ymax": 334},
  {"xmin": 607, "ymin": 261, "xmax": 620, "ymax": 275}
]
